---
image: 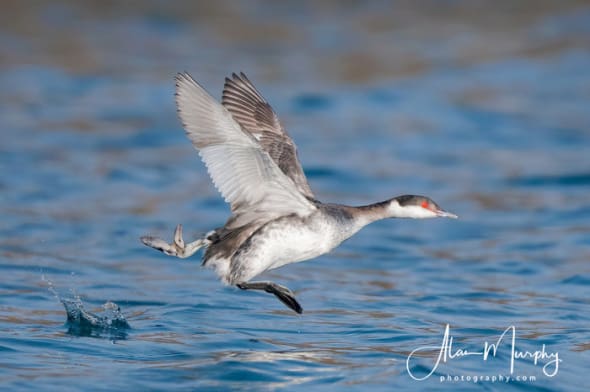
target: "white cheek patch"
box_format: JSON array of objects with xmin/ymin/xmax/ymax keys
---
[
  {"xmin": 407, "ymin": 205, "xmax": 437, "ymax": 219},
  {"xmin": 388, "ymin": 202, "xmax": 438, "ymax": 219}
]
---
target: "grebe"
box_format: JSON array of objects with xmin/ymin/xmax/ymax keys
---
[{"xmin": 141, "ymin": 72, "xmax": 457, "ymax": 314}]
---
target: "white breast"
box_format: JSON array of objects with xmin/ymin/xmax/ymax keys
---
[
  {"xmin": 233, "ymin": 213, "xmax": 341, "ymax": 282},
  {"xmin": 267, "ymin": 219, "xmax": 336, "ymax": 269}
]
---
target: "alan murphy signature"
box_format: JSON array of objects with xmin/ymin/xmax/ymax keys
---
[{"xmin": 406, "ymin": 324, "xmax": 561, "ymax": 381}]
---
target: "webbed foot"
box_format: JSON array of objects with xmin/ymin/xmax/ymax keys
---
[{"xmin": 141, "ymin": 224, "xmax": 205, "ymax": 259}]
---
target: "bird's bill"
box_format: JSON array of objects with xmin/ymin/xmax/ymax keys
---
[{"xmin": 435, "ymin": 209, "xmax": 458, "ymax": 219}]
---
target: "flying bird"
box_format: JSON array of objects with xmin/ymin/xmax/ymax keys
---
[{"xmin": 141, "ymin": 72, "xmax": 457, "ymax": 314}]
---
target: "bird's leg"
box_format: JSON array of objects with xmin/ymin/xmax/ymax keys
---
[
  {"xmin": 140, "ymin": 224, "xmax": 205, "ymax": 259},
  {"xmin": 237, "ymin": 281, "xmax": 303, "ymax": 314}
]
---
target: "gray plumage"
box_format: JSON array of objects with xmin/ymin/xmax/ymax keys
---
[
  {"xmin": 222, "ymin": 72, "xmax": 315, "ymax": 200},
  {"xmin": 141, "ymin": 72, "xmax": 457, "ymax": 314}
]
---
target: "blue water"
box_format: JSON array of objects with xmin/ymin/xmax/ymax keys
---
[{"xmin": 1, "ymin": 2, "xmax": 589, "ymax": 391}]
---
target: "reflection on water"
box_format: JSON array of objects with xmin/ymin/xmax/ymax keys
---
[{"xmin": 1, "ymin": 1, "xmax": 589, "ymax": 391}]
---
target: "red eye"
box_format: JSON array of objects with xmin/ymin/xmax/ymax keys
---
[{"xmin": 421, "ymin": 201, "xmax": 430, "ymax": 209}]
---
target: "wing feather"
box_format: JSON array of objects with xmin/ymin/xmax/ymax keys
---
[
  {"xmin": 175, "ymin": 72, "xmax": 315, "ymax": 225},
  {"xmin": 221, "ymin": 73, "xmax": 315, "ymax": 199}
]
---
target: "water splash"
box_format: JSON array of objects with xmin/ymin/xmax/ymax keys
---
[
  {"xmin": 62, "ymin": 298, "xmax": 130, "ymax": 339},
  {"xmin": 43, "ymin": 275, "xmax": 130, "ymax": 339}
]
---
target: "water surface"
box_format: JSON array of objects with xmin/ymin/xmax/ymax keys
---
[{"xmin": 1, "ymin": 2, "xmax": 589, "ymax": 390}]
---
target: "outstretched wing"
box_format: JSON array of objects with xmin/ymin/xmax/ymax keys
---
[
  {"xmin": 221, "ymin": 72, "xmax": 315, "ymax": 199},
  {"xmin": 175, "ymin": 73, "xmax": 316, "ymax": 227}
]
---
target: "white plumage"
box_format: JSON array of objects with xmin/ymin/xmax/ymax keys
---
[{"xmin": 142, "ymin": 72, "xmax": 457, "ymax": 314}]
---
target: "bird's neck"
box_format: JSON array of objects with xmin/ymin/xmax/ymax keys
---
[
  {"xmin": 352, "ymin": 198, "xmax": 392, "ymax": 223},
  {"xmin": 354, "ymin": 194, "xmax": 435, "ymax": 224},
  {"xmin": 342, "ymin": 197, "xmax": 405, "ymax": 231},
  {"xmin": 318, "ymin": 198, "xmax": 408, "ymax": 247}
]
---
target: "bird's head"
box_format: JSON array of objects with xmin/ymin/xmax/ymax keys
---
[{"xmin": 388, "ymin": 195, "xmax": 458, "ymax": 219}]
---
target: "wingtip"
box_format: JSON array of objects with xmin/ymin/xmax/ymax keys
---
[
  {"xmin": 227, "ymin": 71, "xmax": 249, "ymax": 83},
  {"xmin": 175, "ymin": 71, "xmax": 198, "ymax": 86},
  {"xmin": 174, "ymin": 72, "xmax": 186, "ymax": 90}
]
